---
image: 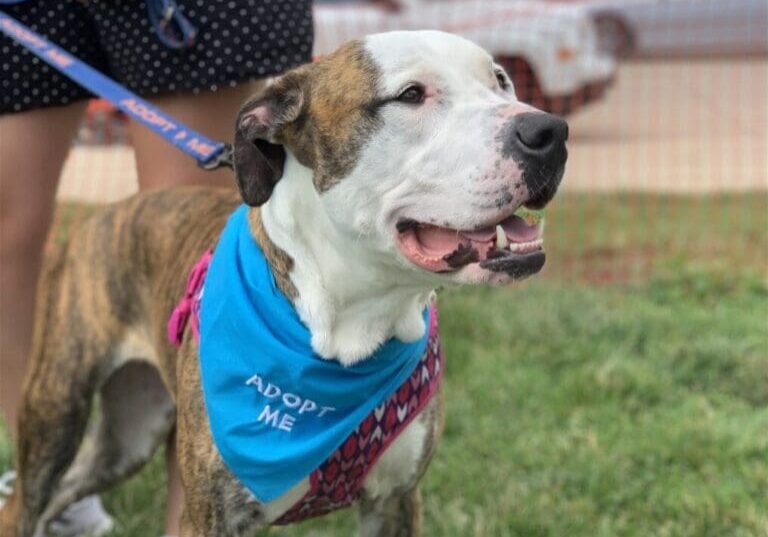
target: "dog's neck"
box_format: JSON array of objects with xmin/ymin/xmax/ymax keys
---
[{"xmin": 254, "ymin": 153, "xmax": 434, "ymax": 366}]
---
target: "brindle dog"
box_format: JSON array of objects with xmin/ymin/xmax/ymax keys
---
[{"xmin": 0, "ymin": 30, "xmax": 567, "ymax": 537}]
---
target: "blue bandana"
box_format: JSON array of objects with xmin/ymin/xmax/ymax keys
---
[{"xmin": 198, "ymin": 206, "xmax": 430, "ymax": 503}]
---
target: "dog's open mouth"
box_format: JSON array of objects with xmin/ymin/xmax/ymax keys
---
[{"xmin": 396, "ymin": 209, "xmax": 546, "ymax": 277}]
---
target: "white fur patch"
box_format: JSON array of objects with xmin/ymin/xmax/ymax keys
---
[
  {"xmin": 114, "ymin": 326, "xmax": 157, "ymax": 367},
  {"xmin": 363, "ymin": 419, "xmax": 428, "ymax": 500},
  {"xmin": 260, "ymin": 31, "xmax": 535, "ymax": 363},
  {"xmin": 262, "ymin": 478, "xmax": 311, "ymax": 523}
]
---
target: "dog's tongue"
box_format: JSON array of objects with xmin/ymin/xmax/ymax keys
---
[
  {"xmin": 458, "ymin": 226, "xmax": 496, "ymax": 242},
  {"xmin": 412, "ymin": 214, "xmax": 541, "ymax": 260},
  {"xmin": 414, "ymin": 226, "xmax": 462, "ymax": 256},
  {"xmin": 501, "ymin": 214, "xmax": 541, "ymax": 242},
  {"xmin": 459, "ymin": 214, "xmax": 540, "ymax": 243}
]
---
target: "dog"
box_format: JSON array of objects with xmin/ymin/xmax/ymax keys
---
[{"xmin": 0, "ymin": 30, "xmax": 567, "ymax": 537}]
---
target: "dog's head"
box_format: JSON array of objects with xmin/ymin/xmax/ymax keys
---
[{"xmin": 235, "ymin": 30, "xmax": 568, "ymax": 286}]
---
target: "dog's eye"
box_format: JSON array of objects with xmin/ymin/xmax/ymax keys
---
[
  {"xmin": 396, "ymin": 84, "xmax": 426, "ymax": 105},
  {"xmin": 495, "ymin": 69, "xmax": 510, "ymax": 91}
]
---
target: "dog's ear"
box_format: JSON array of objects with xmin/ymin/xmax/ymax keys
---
[{"xmin": 234, "ymin": 72, "xmax": 309, "ymax": 206}]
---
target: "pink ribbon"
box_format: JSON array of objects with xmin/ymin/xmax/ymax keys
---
[{"xmin": 167, "ymin": 250, "xmax": 213, "ymax": 347}]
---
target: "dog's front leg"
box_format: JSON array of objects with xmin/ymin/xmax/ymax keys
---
[
  {"xmin": 358, "ymin": 488, "xmax": 422, "ymax": 537},
  {"xmin": 178, "ymin": 509, "xmax": 206, "ymax": 537},
  {"xmin": 176, "ymin": 342, "xmax": 268, "ymax": 537}
]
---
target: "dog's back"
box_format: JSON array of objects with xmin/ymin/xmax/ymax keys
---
[{"xmin": 46, "ymin": 187, "xmax": 238, "ymax": 370}]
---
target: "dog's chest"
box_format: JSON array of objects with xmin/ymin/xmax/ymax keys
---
[
  {"xmin": 361, "ymin": 406, "xmax": 430, "ymax": 499},
  {"xmin": 262, "ymin": 414, "xmax": 432, "ymax": 524},
  {"xmin": 272, "ymin": 330, "xmax": 443, "ymax": 524}
]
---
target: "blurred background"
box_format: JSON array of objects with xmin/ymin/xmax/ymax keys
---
[
  {"xmin": 61, "ymin": 0, "xmax": 767, "ymax": 285},
  {"xmin": 4, "ymin": 1, "xmax": 768, "ymax": 536}
]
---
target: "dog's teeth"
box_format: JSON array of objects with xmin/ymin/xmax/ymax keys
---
[{"xmin": 495, "ymin": 225, "xmax": 508, "ymax": 249}]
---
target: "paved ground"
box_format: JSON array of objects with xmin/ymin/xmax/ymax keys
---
[{"xmin": 56, "ymin": 58, "xmax": 767, "ymax": 203}]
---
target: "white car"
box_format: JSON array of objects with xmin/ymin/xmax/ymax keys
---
[
  {"xmin": 314, "ymin": 0, "xmax": 617, "ymax": 115},
  {"xmin": 578, "ymin": 0, "xmax": 768, "ymax": 57}
]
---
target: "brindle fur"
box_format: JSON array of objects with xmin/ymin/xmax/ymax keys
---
[
  {"xmin": 247, "ymin": 210, "xmax": 297, "ymax": 299},
  {"xmin": 0, "ymin": 187, "xmax": 443, "ymax": 537},
  {"xmin": 305, "ymin": 41, "xmax": 383, "ymax": 192},
  {"xmin": 241, "ymin": 42, "xmax": 383, "ymax": 196}
]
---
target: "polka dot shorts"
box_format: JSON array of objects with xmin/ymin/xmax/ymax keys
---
[{"xmin": 0, "ymin": 0, "xmax": 314, "ymax": 114}]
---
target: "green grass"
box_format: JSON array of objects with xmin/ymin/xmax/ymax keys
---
[
  {"xmin": 543, "ymin": 192, "xmax": 768, "ymax": 282},
  {"xmin": 1, "ymin": 193, "xmax": 767, "ymax": 536}
]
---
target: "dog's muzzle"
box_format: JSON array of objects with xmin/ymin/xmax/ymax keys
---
[{"xmin": 503, "ymin": 112, "xmax": 569, "ymax": 209}]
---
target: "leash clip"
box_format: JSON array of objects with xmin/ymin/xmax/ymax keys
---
[
  {"xmin": 147, "ymin": 0, "xmax": 197, "ymax": 50},
  {"xmin": 161, "ymin": 5, "xmax": 176, "ymax": 25},
  {"xmin": 199, "ymin": 143, "xmax": 234, "ymax": 171}
]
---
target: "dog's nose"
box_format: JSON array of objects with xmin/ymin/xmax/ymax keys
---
[
  {"xmin": 508, "ymin": 112, "xmax": 569, "ymax": 208},
  {"xmin": 512, "ymin": 112, "xmax": 568, "ymax": 164}
]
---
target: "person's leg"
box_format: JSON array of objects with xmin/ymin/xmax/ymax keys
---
[
  {"xmin": 130, "ymin": 82, "xmax": 260, "ymax": 536},
  {"xmin": 129, "ymin": 83, "xmax": 261, "ymax": 191},
  {"xmin": 0, "ymin": 102, "xmax": 88, "ymax": 439},
  {"xmin": 164, "ymin": 431, "xmax": 183, "ymax": 536}
]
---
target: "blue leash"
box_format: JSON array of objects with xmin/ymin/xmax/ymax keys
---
[{"xmin": 0, "ymin": 8, "xmax": 232, "ymax": 170}]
